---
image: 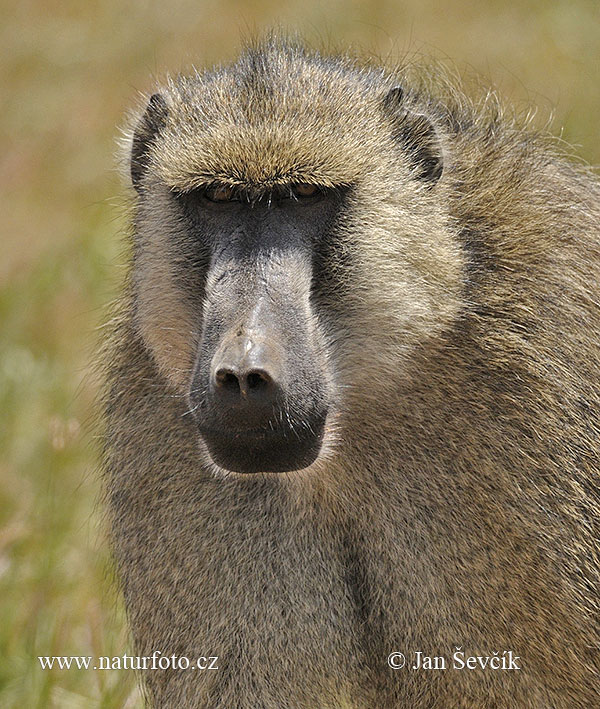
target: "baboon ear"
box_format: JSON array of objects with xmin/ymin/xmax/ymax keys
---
[
  {"xmin": 130, "ymin": 93, "xmax": 168, "ymax": 192},
  {"xmin": 383, "ymin": 86, "xmax": 443, "ymax": 186}
]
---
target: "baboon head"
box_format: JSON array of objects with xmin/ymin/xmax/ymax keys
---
[{"xmin": 127, "ymin": 41, "xmax": 464, "ymax": 475}]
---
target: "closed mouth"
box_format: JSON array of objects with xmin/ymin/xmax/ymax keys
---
[
  {"xmin": 197, "ymin": 423, "xmax": 290, "ymax": 439},
  {"xmin": 197, "ymin": 417, "xmax": 327, "ymax": 474}
]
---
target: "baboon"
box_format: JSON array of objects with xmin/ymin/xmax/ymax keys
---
[{"xmin": 103, "ymin": 37, "xmax": 600, "ymax": 708}]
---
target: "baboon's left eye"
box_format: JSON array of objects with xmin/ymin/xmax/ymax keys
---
[
  {"xmin": 205, "ymin": 184, "xmax": 236, "ymax": 202},
  {"xmin": 292, "ymin": 184, "xmax": 319, "ymax": 198}
]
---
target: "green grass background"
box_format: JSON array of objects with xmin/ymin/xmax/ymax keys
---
[{"xmin": 1, "ymin": 0, "xmax": 598, "ymax": 706}]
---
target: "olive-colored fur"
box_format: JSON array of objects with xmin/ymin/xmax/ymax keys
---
[{"xmin": 103, "ymin": 38, "xmax": 600, "ymax": 707}]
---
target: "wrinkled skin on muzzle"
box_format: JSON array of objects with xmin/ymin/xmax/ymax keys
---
[{"xmin": 187, "ymin": 195, "xmax": 335, "ymax": 474}]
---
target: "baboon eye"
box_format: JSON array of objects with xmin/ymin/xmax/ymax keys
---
[
  {"xmin": 291, "ymin": 184, "xmax": 319, "ymax": 198},
  {"xmin": 205, "ymin": 184, "xmax": 236, "ymax": 202}
]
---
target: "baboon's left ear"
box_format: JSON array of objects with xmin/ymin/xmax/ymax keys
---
[
  {"xmin": 383, "ymin": 86, "xmax": 443, "ymax": 186},
  {"xmin": 130, "ymin": 93, "xmax": 169, "ymax": 192}
]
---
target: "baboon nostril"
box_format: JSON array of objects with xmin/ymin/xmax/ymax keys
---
[
  {"xmin": 215, "ymin": 368, "xmax": 240, "ymax": 391},
  {"xmin": 247, "ymin": 370, "xmax": 271, "ymax": 389}
]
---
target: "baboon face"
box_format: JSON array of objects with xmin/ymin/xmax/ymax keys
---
[{"xmin": 128, "ymin": 48, "xmax": 464, "ymax": 475}]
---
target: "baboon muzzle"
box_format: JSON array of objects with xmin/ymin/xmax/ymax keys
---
[{"xmin": 189, "ymin": 251, "xmax": 329, "ymax": 474}]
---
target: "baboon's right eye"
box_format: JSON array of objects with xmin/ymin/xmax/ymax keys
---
[
  {"xmin": 204, "ymin": 184, "xmax": 237, "ymax": 202},
  {"xmin": 291, "ymin": 184, "xmax": 320, "ymax": 199}
]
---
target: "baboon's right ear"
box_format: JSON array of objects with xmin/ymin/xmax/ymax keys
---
[
  {"xmin": 383, "ymin": 86, "xmax": 444, "ymax": 186},
  {"xmin": 130, "ymin": 93, "xmax": 168, "ymax": 192}
]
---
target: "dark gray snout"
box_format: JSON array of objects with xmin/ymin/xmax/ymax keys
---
[{"xmin": 189, "ymin": 244, "xmax": 330, "ymax": 474}]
